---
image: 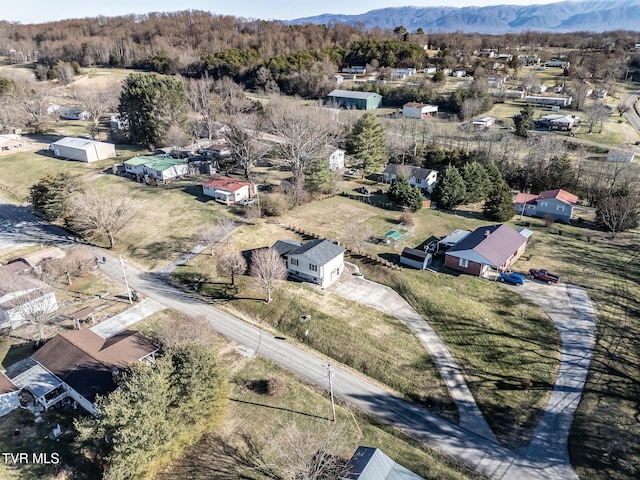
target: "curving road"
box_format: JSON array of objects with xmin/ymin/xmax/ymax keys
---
[
  {"xmin": 0, "ymin": 196, "xmax": 581, "ymax": 480},
  {"xmin": 621, "ymin": 87, "xmax": 640, "ymax": 133}
]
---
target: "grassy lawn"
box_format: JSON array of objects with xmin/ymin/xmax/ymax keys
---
[
  {"xmin": 157, "ymin": 355, "xmax": 483, "ymax": 480},
  {"xmin": 172, "ymin": 246, "xmax": 457, "ymax": 421},
  {"xmin": 508, "ymin": 217, "xmax": 640, "ymax": 480},
  {"xmin": 78, "ymin": 175, "xmax": 238, "ymax": 270}
]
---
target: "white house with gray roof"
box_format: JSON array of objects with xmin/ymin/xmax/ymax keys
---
[
  {"xmin": 272, "ymin": 238, "xmax": 345, "ymax": 288},
  {"xmin": 341, "ymin": 446, "xmax": 424, "ymax": 480}
]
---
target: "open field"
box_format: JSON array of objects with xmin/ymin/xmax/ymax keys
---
[
  {"xmin": 157, "ymin": 355, "xmax": 483, "ymax": 480},
  {"xmin": 171, "ymin": 244, "xmax": 457, "ymax": 421}
]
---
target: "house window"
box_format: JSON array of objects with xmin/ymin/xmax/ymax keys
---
[
  {"xmin": 290, "ymin": 258, "xmax": 298, "ymax": 266},
  {"xmin": 309, "ymin": 264, "xmax": 318, "ymax": 272},
  {"xmin": 539, "ymin": 201, "xmax": 548, "ymax": 207},
  {"xmin": 458, "ymin": 258, "xmax": 468, "ymax": 268},
  {"xmin": 527, "ymin": 204, "xmax": 535, "ymax": 209},
  {"xmin": 557, "ymin": 205, "xmax": 565, "ymax": 211}
]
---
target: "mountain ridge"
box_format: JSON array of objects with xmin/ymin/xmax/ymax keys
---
[{"xmin": 288, "ymin": 0, "xmax": 640, "ymax": 34}]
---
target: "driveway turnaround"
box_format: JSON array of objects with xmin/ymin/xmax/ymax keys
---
[
  {"xmin": 510, "ymin": 281, "xmax": 595, "ymax": 464},
  {"xmin": 328, "ymin": 270, "xmax": 497, "ymax": 443}
]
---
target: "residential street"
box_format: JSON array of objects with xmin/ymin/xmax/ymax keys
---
[{"xmin": 0, "ymin": 195, "xmax": 582, "ymax": 479}]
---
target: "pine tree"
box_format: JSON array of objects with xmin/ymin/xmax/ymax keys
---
[
  {"xmin": 305, "ymin": 159, "xmax": 335, "ymax": 193},
  {"xmin": 431, "ymin": 165, "xmax": 467, "ymax": 209},
  {"xmin": 29, "ymin": 172, "xmax": 83, "ymax": 221},
  {"xmin": 387, "ymin": 175, "xmax": 423, "ymax": 211},
  {"xmin": 119, "ymin": 72, "xmax": 189, "ymax": 146},
  {"xmin": 484, "ymin": 162, "xmax": 503, "ymax": 193},
  {"xmin": 461, "ymin": 161, "xmax": 490, "ymax": 203},
  {"xmin": 347, "ymin": 113, "xmax": 387, "ymax": 175},
  {"xmin": 513, "ymin": 104, "xmax": 534, "ymax": 137},
  {"xmin": 483, "ymin": 180, "xmax": 516, "ymax": 221}
]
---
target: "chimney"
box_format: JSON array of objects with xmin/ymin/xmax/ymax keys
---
[{"xmin": 484, "ymin": 230, "xmax": 491, "ymax": 238}]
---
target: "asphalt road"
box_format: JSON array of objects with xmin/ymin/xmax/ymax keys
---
[
  {"xmin": 0, "ymin": 195, "xmax": 577, "ymax": 479},
  {"xmin": 621, "ymin": 87, "xmax": 640, "ymax": 132}
]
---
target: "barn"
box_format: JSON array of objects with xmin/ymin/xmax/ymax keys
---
[{"xmin": 50, "ymin": 137, "xmax": 116, "ymax": 163}]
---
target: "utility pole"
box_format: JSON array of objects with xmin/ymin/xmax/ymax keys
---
[
  {"xmin": 327, "ymin": 362, "xmax": 336, "ymax": 422},
  {"xmin": 119, "ymin": 254, "xmax": 133, "ymax": 305}
]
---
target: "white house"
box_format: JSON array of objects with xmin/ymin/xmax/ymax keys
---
[
  {"xmin": 272, "ymin": 238, "xmax": 345, "ymax": 288},
  {"xmin": 59, "ymin": 108, "xmax": 90, "ymax": 120},
  {"xmin": 472, "ymin": 117, "xmax": 496, "ymax": 129},
  {"xmin": 452, "ymin": 70, "xmax": 466, "ymax": 77},
  {"xmin": 402, "ymin": 102, "xmax": 438, "ymax": 119},
  {"xmin": 50, "ymin": 137, "xmax": 116, "ymax": 163},
  {"xmin": 0, "ymin": 134, "xmax": 25, "ymax": 156},
  {"xmin": 124, "ymin": 156, "xmax": 190, "ymax": 183},
  {"xmin": 0, "ymin": 273, "xmax": 58, "ymax": 330},
  {"xmin": 202, "ymin": 176, "xmax": 256, "ymax": 205},
  {"xmin": 383, "ymin": 164, "xmax": 438, "ymax": 192},
  {"xmin": 423, "ymin": 67, "xmax": 437, "ymax": 74},
  {"xmin": 327, "ymin": 147, "xmax": 345, "ymax": 171}
]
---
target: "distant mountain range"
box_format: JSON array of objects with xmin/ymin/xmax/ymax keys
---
[{"xmin": 289, "ymin": 0, "xmax": 640, "ymax": 34}]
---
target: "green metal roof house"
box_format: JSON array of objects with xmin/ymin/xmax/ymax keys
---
[
  {"xmin": 123, "ymin": 155, "xmax": 190, "ymax": 183},
  {"xmin": 326, "ymin": 90, "xmax": 382, "ymax": 110}
]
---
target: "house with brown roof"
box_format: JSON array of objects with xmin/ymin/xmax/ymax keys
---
[
  {"xmin": 444, "ymin": 224, "xmax": 528, "ymax": 278},
  {"xmin": 12, "ymin": 329, "xmax": 158, "ymax": 414},
  {"xmin": 202, "ymin": 176, "xmax": 256, "ymax": 205},
  {"xmin": 514, "ymin": 189, "xmax": 578, "ymax": 223}
]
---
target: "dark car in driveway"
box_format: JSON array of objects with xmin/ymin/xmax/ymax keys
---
[{"xmin": 528, "ymin": 268, "xmax": 560, "ymax": 284}]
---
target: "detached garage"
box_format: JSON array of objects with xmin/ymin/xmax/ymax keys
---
[{"xmin": 50, "ymin": 137, "xmax": 116, "ymax": 163}]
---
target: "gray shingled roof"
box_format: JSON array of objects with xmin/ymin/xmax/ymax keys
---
[
  {"xmin": 272, "ymin": 239, "xmax": 302, "ymax": 257},
  {"xmin": 328, "ymin": 90, "xmax": 380, "ymax": 100},
  {"xmin": 342, "ymin": 446, "xmax": 424, "ymax": 480},
  {"xmin": 288, "ymin": 239, "xmax": 345, "ymax": 266}
]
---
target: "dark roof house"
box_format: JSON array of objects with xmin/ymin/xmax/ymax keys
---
[
  {"xmin": 273, "ymin": 238, "xmax": 345, "ymax": 288},
  {"xmin": 30, "ymin": 329, "xmax": 157, "ymax": 413},
  {"xmin": 444, "ymin": 224, "xmax": 528, "ymax": 278}
]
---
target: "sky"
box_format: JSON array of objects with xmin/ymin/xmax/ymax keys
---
[{"xmin": 3, "ymin": 0, "xmax": 573, "ymax": 24}]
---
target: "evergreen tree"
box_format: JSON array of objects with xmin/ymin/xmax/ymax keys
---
[
  {"xmin": 119, "ymin": 72, "xmax": 189, "ymax": 146},
  {"xmin": 387, "ymin": 175, "xmax": 423, "ymax": 211},
  {"xmin": 461, "ymin": 161, "xmax": 490, "ymax": 203},
  {"xmin": 546, "ymin": 154, "xmax": 575, "ymax": 191},
  {"xmin": 483, "ymin": 180, "xmax": 516, "ymax": 221},
  {"xmin": 513, "ymin": 104, "xmax": 534, "ymax": 137},
  {"xmin": 431, "ymin": 165, "xmax": 467, "ymax": 209},
  {"xmin": 29, "ymin": 172, "xmax": 83, "ymax": 221},
  {"xmin": 305, "ymin": 159, "xmax": 335, "ymax": 193},
  {"xmin": 347, "ymin": 113, "xmax": 387, "ymax": 175},
  {"xmin": 484, "ymin": 162, "xmax": 503, "ymax": 193}
]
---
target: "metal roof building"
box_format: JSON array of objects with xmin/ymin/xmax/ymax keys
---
[
  {"xmin": 50, "ymin": 137, "xmax": 116, "ymax": 163},
  {"xmin": 326, "ymin": 90, "xmax": 382, "ymax": 110}
]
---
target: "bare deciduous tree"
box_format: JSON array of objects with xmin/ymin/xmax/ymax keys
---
[
  {"xmin": 222, "ymin": 116, "xmax": 265, "ymax": 179},
  {"xmin": 268, "ymin": 96, "xmax": 338, "ymax": 192},
  {"xmin": 5, "ymin": 81, "xmax": 53, "ymax": 132},
  {"xmin": 0, "ymin": 271, "xmax": 58, "ymax": 341},
  {"xmin": 77, "ymin": 83, "xmax": 120, "ymax": 129},
  {"xmin": 584, "ymin": 101, "xmax": 609, "ymax": 133},
  {"xmin": 344, "ymin": 222, "xmax": 373, "ymax": 255},
  {"xmin": 596, "ymin": 193, "xmax": 640, "ymax": 239},
  {"xmin": 197, "ymin": 218, "xmax": 237, "ymax": 256},
  {"xmin": 42, "ymin": 245, "xmax": 96, "ymax": 286},
  {"xmin": 67, "ymin": 188, "xmax": 136, "ymax": 249},
  {"xmin": 250, "ymin": 247, "xmax": 288, "ymax": 303},
  {"xmin": 217, "ymin": 248, "xmax": 247, "ymax": 286},
  {"xmin": 186, "ymin": 73, "xmax": 221, "ymax": 141},
  {"xmin": 262, "ymin": 419, "xmax": 355, "ymax": 480}
]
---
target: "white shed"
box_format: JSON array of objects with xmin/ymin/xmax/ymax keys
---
[{"xmin": 50, "ymin": 137, "xmax": 116, "ymax": 163}]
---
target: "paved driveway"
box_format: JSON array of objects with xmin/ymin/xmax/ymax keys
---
[
  {"xmin": 508, "ymin": 280, "xmax": 596, "ymax": 463},
  {"xmin": 327, "ymin": 267, "xmax": 497, "ymax": 443}
]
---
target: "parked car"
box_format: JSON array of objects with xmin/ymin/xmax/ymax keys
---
[
  {"xmin": 499, "ymin": 271, "xmax": 526, "ymax": 285},
  {"xmin": 236, "ymin": 198, "xmax": 256, "ymax": 206},
  {"xmin": 528, "ymin": 268, "xmax": 560, "ymax": 284}
]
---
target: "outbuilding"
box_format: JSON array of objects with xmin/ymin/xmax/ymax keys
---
[
  {"xmin": 402, "ymin": 102, "xmax": 438, "ymax": 119},
  {"xmin": 326, "ymin": 90, "xmax": 382, "ymax": 110},
  {"xmin": 50, "ymin": 137, "xmax": 116, "ymax": 163},
  {"xmin": 400, "ymin": 247, "xmax": 432, "ymax": 270}
]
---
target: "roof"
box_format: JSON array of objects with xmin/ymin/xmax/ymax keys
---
[
  {"xmin": 0, "ymin": 272, "xmax": 53, "ymax": 309},
  {"xmin": 272, "ymin": 239, "xmax": 302, "ymax": 257},
  {"xmin": 32, "ymin": 330, "xmax": 156, "ymax": 402},
  {"xmin": 438, "ymin": 229, "xmax": 471, "ymax": 247},
  {"xmin": 0, "ymin": 259, "xmax": 31, "ymax": 275},
  {"xmin": 9, "ymin": 360, "xmax": 61, "ymax": 399},
  {"xmin": 516, "ymin": 227, "xmax": 534, "ymax": 239},
  {"xmin": 537, "ymin": 189, "xmax": 578, "ymax": 204},
  {"xmin": 18, "ymin": 246, "xmax": 66, "ymax": 267},
  {"xmin": 287, "ymin": 239, "xmax": 345, "ymax": 266},
  {"xmin": 202, "ymin": 176, "xmax": 252, "ymax": 193},
  {"xmin": 401, "ymin": 248, "xmax": 429, "ymax": 263},
  {"xmin": 472, "ymin": 117, "xmax": 494, "ymax": 123},
  {"xmin": 446, "ymin": 224, "xmax": 527, "ymax": 268},
  {"xmin": 384, "ymin": 230, "xmax": 403, "ymax": 241},
  {"xmin": 403, "ymin": 102, "xmax": 437, "ymax": 110},
  {"xmin": 124, "ymin": 156, "xmax": 187, "ymax": 172},
  {"xmin": 327, "ymin": 90, "xmax": 380, "ymax": 100},
  {"xmin": 51, "ymin": 137, "xmax": 113, "ymax": 151},
  {"xmin": 0, "ymin": 372, "xmax": 17, "ymax": 395},
  {"xmin": 383, "ymin": 164, "xmax": 437, "ymax": 180},
  {"xmin": 342, "ymin": 446, "xmax": 424, "ymax": 480},
  {"xmin": 514, "ymin": 192, "xmax": 538, "ymax": 204}
]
